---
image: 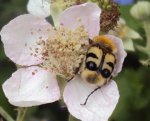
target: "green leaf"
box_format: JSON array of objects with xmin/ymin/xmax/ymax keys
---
[{"xmin": 120, "ymin": 5, "xmax": 141, "ymax": 31}]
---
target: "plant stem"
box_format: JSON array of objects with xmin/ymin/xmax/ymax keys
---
[
  {"xmin": 56, "ymin": 75, "xmax": 67, "ymax": 97},
  {"xmin": 68, "ymin": 115, "xmax": 80, "ymax": 121},
  {"xmin": 0, "ymin": 106, "xmax": 15, "ymax": 121},
  {"xmin": 16, "ymin": 107, "xmax": 28, "ymax": 121},
  {"xmin": 143, "ymin": 21, "xmax": 150, "ymax": 53}
]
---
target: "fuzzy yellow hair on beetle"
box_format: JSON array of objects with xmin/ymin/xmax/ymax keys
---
[
  {"xmin": 80, "ymin": 35, "xmax": 118, "ymax": 105},
  {"xmin": 93, "ymin": 35, "xmax": 117, "ymax": 53}
]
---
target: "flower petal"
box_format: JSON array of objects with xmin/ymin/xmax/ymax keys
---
[
  {"xmin": 63, "ymin": 76, "xmax": 119, "ymax": 121},
  {"xmin": 125, "ymin": 27, "xmax": 142, "ymax": 39},
  {"xmin": 27, "ymin": 0, "xmax": 51, "ymax": 18},
  {"xmin": 0, "ymin": 14, "xmax": 52, "ymax": 66},
  {"xmin": 106, "ymin": 35, "xmax": 127, "ymax": 76},
  {"xmin": 108, "ymin": 18, "xmax": 142, "ymax": 40},
  {"xmin": 123, "ymin": 39, "xmax": 135, "ymax": 51},
  {"xmin": 2, "ymin": 66, "xmax": 60, "ymax": 107},
  {"xmin": 59, "ymin": 2, "xmax": 101, "ymax": 38}
]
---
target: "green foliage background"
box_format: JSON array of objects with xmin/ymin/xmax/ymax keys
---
[{"xmin": 0, "ymin": 0, "xmax": 150, "ymax": 121}]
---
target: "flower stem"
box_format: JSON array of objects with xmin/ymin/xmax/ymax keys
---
[
  {"xmin": 56, "ymin": 75, "xmax": 67, "ymax": 97},
  {"xmin": 143, "ymin": 21, "xmax": 150, "ymax": 54},
  {"xmin": 16, "ymin": 107, "xmax": 28, "ymax": 121},
  {"xmin": 68, "ymin": 115, "xmax": 80, "ymax": 121},
  {"xmin": 0, "ymin": 106, "xmax": 15, "ymax": 121}
]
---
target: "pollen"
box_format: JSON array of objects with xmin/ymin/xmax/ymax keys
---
[
  {"xmin": 93, "ymin": 35, "xmax": 117, "ymax": 53},
  {"xmin": 41, "ymin": 26, "xmax": 89, "ymax": 80}
]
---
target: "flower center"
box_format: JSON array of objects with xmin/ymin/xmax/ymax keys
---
[{"xmin": 41, "ymin": 26, "xmax": 89, "ymax": 80}]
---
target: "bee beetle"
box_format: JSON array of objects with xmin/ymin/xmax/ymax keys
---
[{"xmin": 81, "ymin": 35, "xmax": 117, "ymax": 105}]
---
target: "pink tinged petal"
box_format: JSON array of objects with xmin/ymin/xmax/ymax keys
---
[
  {"xmin": 63, "ymin": 76, "xmax": 119, "ymax": 121},
  {"xmin": 59, "ymin": 2, "xmax": 101, "ymax": 38},
  {"xmin": 2, "ymin": 66, "xmax": 60, "ymax": 107},
  {"xmin": 27, "ymin": 0, "xmax": 51, "ymax": 18},
  {"xmin": 0, "ymin": 14, "xmax": 52, "ymax": 66},
  {"xmin": 106, "ymin": 35, "xmax": 127, "ymax": 77}
]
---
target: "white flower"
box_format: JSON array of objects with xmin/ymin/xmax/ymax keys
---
[
  {"xmin": 0, "ymin": 2, "xmax": 126, "ymax": 121},
  {"xmin": 27, "ymin": 0, "xmax": 51, "ymax": 18},
  {"xmin": 109, "ymin": 18, "xmax": 142, "ymax": 51}
]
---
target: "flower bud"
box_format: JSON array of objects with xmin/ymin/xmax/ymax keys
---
[
  {"xmin": 100, "ymin": 0, "xmax": 120, "ymax": 32},
  {"xmin": 130, "ymin": 1, "xmax": 150, "ymax": 21}
]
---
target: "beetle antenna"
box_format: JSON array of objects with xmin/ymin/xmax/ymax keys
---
[{"xmin": 81, "ymin": 86, "xmax": 101, "ymax": 105}]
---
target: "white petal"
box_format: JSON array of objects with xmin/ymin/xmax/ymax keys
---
[
  {"xmin": 0, "ymin": 14, "xmax": 52, "ymax": 66},
  {"xmin": 106, "ymin": 35, "xmax": 127, "ymax": 76},
  {"xmin": 124, "ymin": 39, "xmax": 135, "ymax": 51},
  {"xmin": 2, "ymin": 66, "xmax": 60, "ymax": 107},
  {"xmin": 59, "ymin": 2, "xmax": 101, "ymax": 38},
  {"xmin": 125, "ymin": 27, "xmax": 142, "ymax": 39},
  {"xmin": 27, "ymin": 0, "xmax": 51, "ymax": 18},
  {"xmin": 63, "ymin": 76, "xmax": 119, "ymax": 121}
]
